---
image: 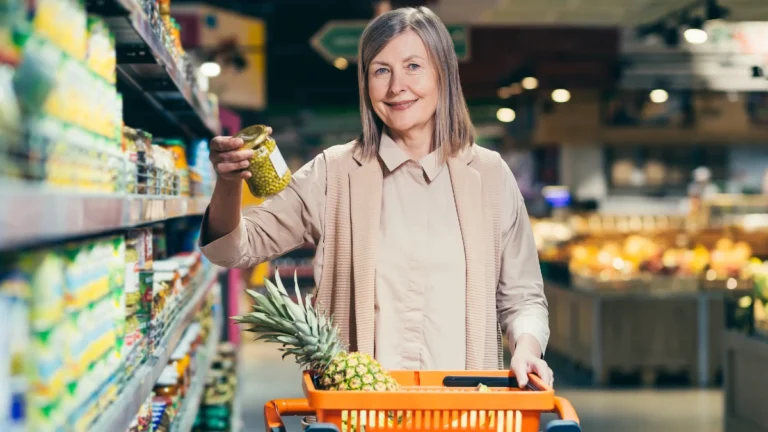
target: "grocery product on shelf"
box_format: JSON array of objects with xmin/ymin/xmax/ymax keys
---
[
  {"xmin": 124, "ymin": 231, "xmax": 148, "ymax": 378},
  {"xmin": 194, "ymin": 343, "xmax": 238, "ymax": 432},
  {"xmin": 160, "ymin": 139, "xmax": 190, "ymax": 197},
  {"xmin": 85, "ymin": 16, "xmax": 117, "ymax": 84},
  {"xmin": 236, "ymin": 125, "xmax": 292, "ymax": 198},
  {"xmin": 33, "ymin": 0, "xmax": 88, "ymax": 61},
  {"xmin": 153, "ymin": 144, "xmax": 179, "ymax": 196},
  {"xmin": 0, "ymin": 236, "xmax": 127, "ymax": 431},
  {"xmin": 127, "ymin": 393, "xmax": 153, "ymax": 432}
]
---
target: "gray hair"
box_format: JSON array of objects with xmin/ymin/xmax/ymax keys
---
[{"xmin": 356, "ymin": 6, "xmax": 475, "ymax": 162}]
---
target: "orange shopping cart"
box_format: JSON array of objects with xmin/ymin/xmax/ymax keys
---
[{"xmin": 264, "ymin": 370, "xmax": 581, "ymax": 432}]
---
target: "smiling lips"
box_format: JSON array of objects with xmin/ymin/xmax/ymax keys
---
[{"xmin": 385, "ymin": 99, "xmax": 418, "ymax": 111}]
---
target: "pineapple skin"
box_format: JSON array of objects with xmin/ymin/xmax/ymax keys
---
[{"xmin": 319, "ymin": 351, "xmax": 399, "ymax": 391}]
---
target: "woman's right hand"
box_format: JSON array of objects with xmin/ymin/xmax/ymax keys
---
[{"xmin": 209, "ymin": 136, "xmax": 255, "ymax": 182}]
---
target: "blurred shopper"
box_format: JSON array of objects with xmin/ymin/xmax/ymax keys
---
[{"xmin": 200, "ymin": 7, "xmax": 551, "ymax": 387}]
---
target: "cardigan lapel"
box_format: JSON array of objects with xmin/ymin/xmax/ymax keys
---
[
  {"xmin": 447, "ymin": 149, "xmax": 487, "ymax": 370},
  {"xmin": 348, "ymin": 154, "xmax": 383, "ymax": 356}
]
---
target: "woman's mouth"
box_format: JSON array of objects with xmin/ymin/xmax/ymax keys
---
[{"xmin": 385, "ymin": 99, "xmax": 418, "ymax": 111}]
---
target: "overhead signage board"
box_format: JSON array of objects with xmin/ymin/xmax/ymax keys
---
[{"xmin": 310, "ymin": 20, "xmax": 470, "ymax": 64}]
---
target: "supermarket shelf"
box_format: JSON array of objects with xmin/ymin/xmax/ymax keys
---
[
  {"xmin": 90, "ymin": 266, "xmax": 222, "ymax": 432},
  {"xmin": 231, "ymin": 351, "xmax": 244, "ymax": 432},
  {"xmin": 85, "ymin": 0, "xmax": 221, "ymax": 138},
  {"xmin": 0, "ymin": 180, "xmax": 210, "ymax": 250},
  {"xmin": 171, "ymin": 302, "xmax": 224, "ymax": 432}
]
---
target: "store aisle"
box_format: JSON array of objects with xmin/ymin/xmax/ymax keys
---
[{"xmin": 240, "ymin": 341, "xmax": 723, "ymax": 432}]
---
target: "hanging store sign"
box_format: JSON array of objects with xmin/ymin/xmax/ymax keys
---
[
  {"xmin": 310, "ymin": 20, "xmax": 470, "ymax": 63},
  {"xmin": 618, "ymin": 21, "xmax": 768, "ymax": 92}
]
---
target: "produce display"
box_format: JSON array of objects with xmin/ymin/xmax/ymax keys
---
[
  {"xmin": 531, "ymin": 218, "xmax": 573, "ymax": 256},
  {"xmin": 566, "ymin": 233, "xmax": 759, "ymax": 290}
]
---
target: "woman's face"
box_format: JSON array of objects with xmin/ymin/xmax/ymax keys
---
[{"xmin": 368, "ymin": 29, "xmax": 439, "ymax": 136}]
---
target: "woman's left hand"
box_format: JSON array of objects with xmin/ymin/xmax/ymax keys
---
[{"xmin": 510, "ymin": 335, "xmax": 553, "ymax": 388}]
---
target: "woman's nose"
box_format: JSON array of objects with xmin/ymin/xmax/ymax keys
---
[{"xmin": 388, "ymin": 71, "xmax": 406, "ymax": 94}]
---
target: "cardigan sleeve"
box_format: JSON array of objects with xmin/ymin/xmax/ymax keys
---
[
  {"xmin": 198, "ymin": 153, "xmax": 327, "ymax": 269},
  {"xmin": 495, "ymin": 159, "xmax": 550, "ymax": 354}
]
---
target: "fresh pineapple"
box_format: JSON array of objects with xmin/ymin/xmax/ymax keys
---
[{"xmin": 233, "ymin": 270, "xmax": 398, "ymax": 392}]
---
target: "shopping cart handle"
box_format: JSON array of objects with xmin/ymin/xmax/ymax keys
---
[
  {"xmin": 546, "ymin": 420, "xmax": 582, "ymax": 432},
  {"xmin": 442, "ymin": 373, "xmax": 542, "ymax": 390},
  {"xmin": 264, "ymin": 398, "xmax": 315, "ymax": 432},
  {"xmin": 544, "ymin": 395, "xmax": 580, "ymax": 431},
  {"xmin": 305, "ymin": 425, "xmax": 340, "ymax": 432}
]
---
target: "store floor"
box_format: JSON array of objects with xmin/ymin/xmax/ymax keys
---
[{"xmin": 239, "ymin": 341, "xmax": 723, "ymax": 432}]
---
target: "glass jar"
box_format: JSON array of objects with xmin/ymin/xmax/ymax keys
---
[{"xmin": 236, "ymin": 124, "xmax": 292, "ymax": 198}]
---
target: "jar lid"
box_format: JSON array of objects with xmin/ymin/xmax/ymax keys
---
[{"xmin": 236, "ymin": 124, "xmax": 269, "ymax": 150}]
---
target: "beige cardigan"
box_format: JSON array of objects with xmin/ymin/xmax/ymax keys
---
[{"xmin": 201, "ymin": 141, "xmax": 549, "ymax": 370}]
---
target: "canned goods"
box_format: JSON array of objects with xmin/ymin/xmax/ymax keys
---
[{"xmin": 236, "ymin": 124, "xmax": 292, "ymax": 198}]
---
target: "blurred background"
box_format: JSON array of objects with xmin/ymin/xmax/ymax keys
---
[{"xmin": 2, "ymin": 0, "xmax": 768, "ymax": 431}]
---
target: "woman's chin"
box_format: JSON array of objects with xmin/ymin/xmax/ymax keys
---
[{"xmin": 383, "ymin": 119, "xmax": 424, "ymax": 134}]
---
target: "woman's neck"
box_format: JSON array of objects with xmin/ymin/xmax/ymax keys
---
[{"xmin": 387, "ymin": 123, "xmax": 434, "ymax": 160}]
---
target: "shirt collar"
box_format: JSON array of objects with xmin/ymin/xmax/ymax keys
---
[{"xmin": 378, "ymin": 129, "xmax": 443, "ymax": 182}]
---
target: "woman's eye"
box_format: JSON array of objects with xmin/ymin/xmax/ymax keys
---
[
  {"xmin": 407, "ymin": 63, "xmax": 421, "ymax": 71},
  {"xmin": 374, "ymin": 67, "xmax": 389, "ymax": 75}
]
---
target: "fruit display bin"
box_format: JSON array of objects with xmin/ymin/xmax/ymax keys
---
[{"xmin": 264, "ymin": 370, "xmax": 581, "ymax": 432}]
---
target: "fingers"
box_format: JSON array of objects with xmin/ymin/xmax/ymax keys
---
[
  {"xmin": 266, "ymin": 126, "xmax": 273, "ymax": 135},
  {"xmin": 511, "ymin": 357, "xmax": 529, "ymax": 388},
  {"xmin": 531, "ymin": 359, "xmax": 554, "ymax": 388},
  {"xmin": 511, "ymin": 355, "xmax": 554, "ymax": 389},
  {"xmin": 211, "ymin": 136, "xmax": 244, "ymax": 152},
  {"xmin": 216, "ymin": 149, "xmax": 255, "ymax": 163},
  {"xmin": 216, "ymin": 160, "xmax": 250, "ymax": 174}
]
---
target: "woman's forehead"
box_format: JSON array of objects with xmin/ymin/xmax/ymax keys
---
[{"xmin": 372, "ymin": 30, "xmax": 429, "ymax": 62}]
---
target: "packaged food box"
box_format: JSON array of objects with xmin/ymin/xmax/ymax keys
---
[{"xmin": 0, "ymin": 267, "xmax": 32, "ymax": 432}]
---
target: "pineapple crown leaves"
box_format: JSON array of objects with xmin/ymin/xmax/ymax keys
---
[{"xmin": 233, "ymin": 269, "xmax": 349, "ymax": 371}]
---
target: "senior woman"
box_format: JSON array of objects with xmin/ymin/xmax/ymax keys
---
[{"xmin": 200, "ymin": 6, "xmax": 552, "ymax": 387}]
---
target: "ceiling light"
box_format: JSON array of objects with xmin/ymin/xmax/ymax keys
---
[
  {"xmin": 551, "ymin": 89, "xmax": 570, "ymax": 103},
  {"xmin": 649, "ymin": 89, "xmax": 669, "ymax": 103},
  {"xmin": 497, "ymin": 87, "xmax": 512, "ymax": 99},
  {"xmin": 521, "ymin": 77, "xmax": 538, "ymax": 90},
  {"xmin": 200, "ymin": 61, "xmax": 221, "ymax": 77},
  {"xmin": 333, "ymin": 57, "xmax": 349, "ymax": 70},
  {"xmin": 684, "ymin": 28, "xmax": 708, "ymax": 44},
  {"xmin": 496, "ymin": 108, "xmax": 516, "ymax": 123}
]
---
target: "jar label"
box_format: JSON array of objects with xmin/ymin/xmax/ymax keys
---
[{"xmin": 269, "ymin": 146, "xmax": 289, "ymax": 178}]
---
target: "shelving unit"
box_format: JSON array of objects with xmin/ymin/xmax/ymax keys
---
[
  {"xmin": 0, "ymin": 180, "xmax": 210, "ymax": 250},
  {"xmin": 723, "ymin": 330, "xmax": 768, "ymax": 432},
  {"xmin": 1, "ymin": 0, "xmax": 236, "ymax": 430},
  {"xmin": 85, "ymin": 0, "xmax": 221, "ymax": 139},
  {"xmin": 171, "ymin": 305, "xmax": 224, "ymax": 432},
  {"xmin": 89, "ymin": 267, "xmax": 221, "ymax": 432}
]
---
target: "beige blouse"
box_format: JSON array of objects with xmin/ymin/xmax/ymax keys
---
[{"xmin": 200, "ymin": 133, "xmax": 549, "ymax": 369}]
